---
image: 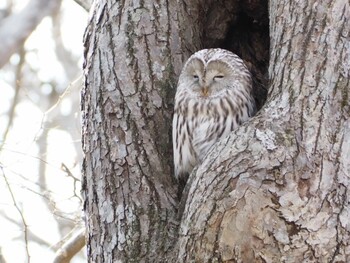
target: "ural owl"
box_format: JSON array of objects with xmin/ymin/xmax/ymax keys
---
[{"xmin": 173, "ymin": 48, "xmax": 256, "ymax": 183}]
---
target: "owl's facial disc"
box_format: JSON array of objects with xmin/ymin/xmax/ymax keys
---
[
  {"xmin": 186, "ymin": 59, "xmax": 230, "ymax": 98},
  {"xmin": 199, "ymin": 69, "xmax": 227, "ymax": 97}
]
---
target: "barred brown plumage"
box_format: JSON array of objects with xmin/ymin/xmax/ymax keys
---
[{"xmin": 172, "ymin": 48, "xmax": 256, "ymax": 184}]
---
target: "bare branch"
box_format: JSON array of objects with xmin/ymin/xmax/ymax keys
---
[
  {"xmin": 71, "ymin": 0, "xmax": 91, "ymax": 12},
  {"xmin": 45, "ymin": 76, "xmax": 83, "ymax": 115},
  {"xmin": 53, "ymin": 227, "xmax": 86, "ymax": 263},
  {"xmin": 61, "ymin": 163, "xmax": 82, "ymax": 203},
  {"xmin": 0, "ymin": 166, "xmax": 30, "ymax": 263},
  {"xmin": 0, "ymin": 0, "xmax": 61, "ymax": 69}
]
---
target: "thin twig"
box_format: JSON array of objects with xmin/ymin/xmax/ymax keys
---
[
  {"xmin": 1, "ymin": 213, "xmax": 51, "ymax": 247},
  {"xmin": 0, "ymin": 47, "xmax": 25, "ymax": 151},
  {"xmin": 0, "ymin": 166, "xmax": 31, "ymax": 263},
  {"xmin": 61, "ymin": 163, "xmax": 82, "ymax": 202}
]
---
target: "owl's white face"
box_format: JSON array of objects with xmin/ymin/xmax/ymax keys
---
[{"xmin": 183, "ymin": 58, "xmax": 236, "ymax": 98}]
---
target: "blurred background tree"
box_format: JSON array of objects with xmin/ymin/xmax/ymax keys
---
[{"xmin": 0, "ymin": 0, "xmax": 90, "ymax": 262}]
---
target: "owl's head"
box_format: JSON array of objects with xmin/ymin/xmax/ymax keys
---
[{"xmin": 177, "ymin": 48, "xmax": 252, "ymax": 98}]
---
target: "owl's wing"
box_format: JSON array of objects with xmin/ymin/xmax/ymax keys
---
[
  {"xmin": 192, "ymin": 115, "xmax": 238, "ymax": 163},
  {"xmin": 172, "ymin": 112, "xmax": 197, "ymax": 180},
  {"xmin": 192, "ymin": 120, "xmax": 227, "ymax": 163},
  {"xmin": 192, "ymin": 121, "xmax": 214, "ymax": 163}
]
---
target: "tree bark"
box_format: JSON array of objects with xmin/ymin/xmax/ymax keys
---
[
  {"xmin": 82, "ymin": 0, "xmax": 350, "ymax": 262},
  {"xmin": 178, "ymin": 0, "xmax": 350, "ymax": 262},
  {"xmin": 82, "ymin": 0, "xmax": 204, "ymax": 261}
]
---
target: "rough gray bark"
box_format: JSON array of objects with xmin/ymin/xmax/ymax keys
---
[
  {"xmin": 82, "ymin": 0, "xmax": 202, "ymax": 261},
  {"xmin": 82, "ymin": 0, "xmax": 349, "ymax": 262},
  {"xmin": 178, "ymin": 0, "xmax": 350, "ymax": 262}
]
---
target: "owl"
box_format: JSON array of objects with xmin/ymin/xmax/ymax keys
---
[{"xmin": 172, "ymin": 48, "xmax": 256, "ymax": 184}]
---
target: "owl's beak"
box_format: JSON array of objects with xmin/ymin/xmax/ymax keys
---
[{"xmin": 201, "ymin": 87, "xmax": 209, "ymax": 97}]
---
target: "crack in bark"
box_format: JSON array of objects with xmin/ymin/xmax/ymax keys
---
[{"xmin": 312, "ymin": 100, "xmax": 325, "ymax": 155}]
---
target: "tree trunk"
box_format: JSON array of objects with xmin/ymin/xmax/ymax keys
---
[
  {"xmin": 81, "ymin": 0, "xmax": 202, "ymax": 261},
  {"xmin": 82, "ymin": 0, "xmax": 350, "ymax": 262}
]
